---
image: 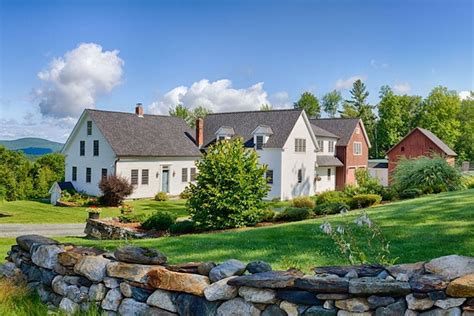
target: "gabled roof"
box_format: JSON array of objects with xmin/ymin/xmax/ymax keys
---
[
  {"xmin": 215, "ymin": 126, "xmax": 235, "ymax": 136},
  {"xmin": 317, "ymin": 155, "xmax": 344, "ymax": 167},
  {"xmin": 68, "ymin": 109, "xmax": 201, "ymax": 157},
  {"xmin": 387, "ymin": 127, "xmax": 457, "ymax": 156},
  {"xmin": 49, "ymin": 181, "xmax": 75, "ymax": 193},
  {"xmin": 202, "ymin": 109, "xmax": 304, "ymax": 148},
  {"xmin": 310, "ymin": 118, "xmax": 371, "ymax": 147},
  {"xmin": 310, "ymin": 124, "xmax": 339, "ymax": 138}
]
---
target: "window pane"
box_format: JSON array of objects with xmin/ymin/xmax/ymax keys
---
[
  {"xmin": 87, "ymin": 121, "xmax": 92, "ymax": 135},
  {"xmin": 72, "ymin": 166, "xmax": 77, "ymax": 181},
  {"xmin": 256, "ymin": 136, "xmax": 264, "ymax": 150},
  {"xmin": 190, "ymin": 168, "xmax": 197, "ymax": 181},
  {"xmin": 298, "ymin": 169, "xmax": 303, "ymax": 183},
  {"xmin": 93, "ymin": 140, "xmax": 99, "ymax": 156},
  {"xmin": 266, "ymin": 170, "xmax": 273, "ymax": 184},
  {"xmin": 86, "ymin": 168, "xmax": 91, "ymax": 183},
  {"xmin": 327, "ymin": 168, "xmax": 331, "ymax": 178},
  {"xmin": 131, "ymin": 169, "xmax": 139, "ymax": 185},
  {"xmin": 101, "ymin": 168, "xmax": 107, "ymax": 180},
  {"xmin": 182, "ymin": 168, "xmax": 188, "ymax": 182},
  {"xmin": 142, "ymin": 169, "xmax": 149, "ymax": 185},
  {"xmin": 80, "ymin": 141, "xmax": 85, "ymax": 156}
]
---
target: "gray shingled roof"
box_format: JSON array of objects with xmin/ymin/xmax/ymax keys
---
[
  {"xmin": 86, "ymin": 109, "xmax": 201, "ymax": 157},
  {"xmin": 310, "ymin": 118, "xmax": 361, "ymax": 146},
  {"xmin": 202, "ymin": 109, "xmax": 303, "ymax": 148},
  {"xmin": 310, "ymin": 124, "xmax": 339, "ymax": 138},
  {"xmin": 317, "ymin": 155, "xmax": 344, "ymax": 167},
  {"xmin": 387, "ymin": 127, "xmax": 457, "ymax": 156}
]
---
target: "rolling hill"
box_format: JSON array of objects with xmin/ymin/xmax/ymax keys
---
[{"xmin": 0, "ymin": 138, "xmax": 64, "ymax": 156}]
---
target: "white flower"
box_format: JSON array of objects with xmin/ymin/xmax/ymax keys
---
[
  {"xmin": 320, "ymin": 222, "xmax": 333, "ymax": 235},
  {"xmin": 355, "ymin": 213, "xmax": 372, "ymax": 227},
  {"xmin": 336, "ymin": 225, "xmax": 345, "ymax": 234}
]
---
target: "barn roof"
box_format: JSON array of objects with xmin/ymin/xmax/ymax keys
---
[{"xmin": 387, "ymin": 127, "xmax": 457, "ymax": 156}]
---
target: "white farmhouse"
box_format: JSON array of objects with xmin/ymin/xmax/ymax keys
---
[{"xmin": 62, "ymin": 104, "xmax": 201, "ymax": 198}]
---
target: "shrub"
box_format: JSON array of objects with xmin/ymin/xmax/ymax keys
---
[
  {"xmin": 349, "ymin": 194, "xmax": 382, "ymax": 209},
  {"xmin": 154, "ymin": 192, "xmax": 169, "ymax": 201},
  {"xmin": 381, "ymin": 187, "xmax": 397, "ymax": 201},
  {"xmin": 463, "ymin": 176, "xmax": 474, "ymax": 189},
  {"xmin": 316, "ymin": 191, "xmax": 349, "ymax": 204},
  {"xmin": 169, "ymin": 220, "xmax": 196, "ymax": 234},
  {"xmin": 314, "ymin": 202, "xmax": 349, "ymax": 215},
  {"xmin": 98, "ymin": 175, "xmax": 134, "ymax": 206},
  {"xmin": 188, "ymin": 138, "xmax": 270, "ymax": 230},
  {"xmin": 141, "ymin": 211, "xmax": 177, "ymax": 231},
  {"xmin": 244, "ymin": 209, "xmax": 276, "ymax": 225},
  {"xmin": 355, "ymin": 169, "xmax": 384, "ymax": 195},
  {"xmin": 118, "ymin": 213, "xmax": 149, "ymax": 223},
  {"xmin": 392, "ymin": 155, "xmax": 464, "ymax": 194},
  {"xmin": 399, "ymin": 188, "xmax": 422, "ymax": 200},
  {"xmin": 291, "ymin": 196, "xmax": 315, "ymax": 209},
  {"xmin": 343, "ymin": 185, "xmax": 359, "ymax": 197},
  {"xmin": 179, "ymin": 186, "xmax": 192, "ymax": 199},
  {"xmin": 275, "ymin": 207, "xmax": 311, "ymax": 222}
]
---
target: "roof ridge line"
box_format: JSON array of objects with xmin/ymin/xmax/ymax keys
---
[
  {"xmin": 205, "ymin": 108, "xmax": 302, "ymax": 116},
  {"xmin": 86, "ymin": 108, "xmax": 177, "ymax": 118}
]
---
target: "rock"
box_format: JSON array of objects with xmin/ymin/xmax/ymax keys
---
[
  {"xmin": 74, "ymin": 255, "xmax": 110, "ymax": 282},
  {"xmin": 419, "ymin": 307, "xmax": 462, "ymax": 316},
  {"xmin": 26, "ymin": 265, "xmax": 42, "ymax": 282},
  {"xmin": 345, "ymin": 270, "xmax": 359, "ymax": 279},
  {"xmin": 101, "ymin": 288, "xmax": 123, "ymax": 311},
  {"xmin": 31, "ymin": 244, "xmax": 63, "ymax": 269},
  {"xmin": 166, "ymin": 262, "xmax": 202, "ymax": 274},
  {"xmin": 58, "ymin": 246, "xmax": 105, "ymax": 267},
  {"xmin": 89, "ymin": 283, "xmax": 107, "ymax": 301},
  {"xmin": 377, "ymin": 271, "xmax": 389, "ymax": 279},
  {"xmin": 314, "ymin": 264, "xmax": 385, "ymax": 277},
  {"xmin": 280, "ymin": 300, "xmax": 299, "ymax": 316},
  {"xmin": 276, "ymin": 289, "xmax": 321, "ymax": 305},
  {"xmin": 397, "ymin": 274, "xmax": 410, "ymax": 282},
  {"xmin": 59, "ymin": 297, "xmax": 80, "ymax": 314},
  {"xmin": 375, "ymin": 299, "xmax": 407, "ymax": 316},
  {"xmin": 16, "ymin": 235, "xmax": 58, "ymax": 251},
  {"xmin": 131, "ymin": 285, "xmax": 153, "ymax": 302},
  {"xmin": 52, "ymin": 275, "xmax": 68, "ymax": 296},
  {"xmin": 143, "ymin": 307, "xmax": 178, "ymax": 316},
  {"xmin": 216, "ymin": 297, "xmax": 260, "ymax": 316},
  {"xmin": 204, "ymin": 276, "xmax": 238, "ymax": 301},
  {"xmin": 368, "ymin": 296, "xmax": 396, "ymax": 309},
  {"xmin": 209, "ymin": 259, "xmax": 247, "ymax": 282},
  {"xmin": 104, "ymin": 277, "xmax": 120, "ymax": 288},
  {"xmin": 387, "ymin": 262, "xmax": 425, "ymax": 279},
  {"xmin": 118, "ymin": 298, "xmax": 150, "ymax": 315},
  {"xmin": 435, "ymin": 299, "xmax": 466, "ymax": 310},
  {"xmin": 335, "ymin": 298, "xmax": 371, "ymax": 312},
  {"xmin": 36, "ymin": 284, "xmax": 50, "ymax": 303},
  {"xmin": 304, "ymin": 305, "xmax": 337, "ymax": 316},
  {"xmin": 406, "ymin": 294, "xmax": 435, "ymax": 311},
  {"xmin": 446, "ymin": 274, "xmax": 474, "ymax": 297},
  {"xmin": 107, "ymin": 262, "xmax": 156, "ymax": 283},
  {"xmin": 262, "ymin": 304, "xmax": 287, "ymax": 316},
  {"xmin": 114, "ymin": 246, "xmax": 167, "ymax": 265},
  {"xmin": 247, "ymin": 261, "xmax": 272, "ymax": 274},
  {"xmin": 39, "ymin": 267, "xmax": 57, "ymax": 286},
  {"xmin": 146, "ymin": 265, "xmax": 210, "ymax": 296},
  {"xmin": 120, "ymin": 282, "xmax": 133, "ymax": 297},
  {"xmin": 410, "ymin": 274, "xmax": 449, "ymax": 292},
  {"xmin": 337, "ymin": 311, "xmax": 373, "ymax": 316},
  {"xmin": 428, "ymin": 291, "xmax": 446, "ymax": 301},
  {"xmin": 65, "ymin": 285, "xmax": 89, "ymax": 303},
  {"xmin": 239, "ymin": 286, "xmax": 277, "ymax": 304},
  {"xmin": 349, "ymin": 277, "xmax": 411, "ymax": 295},
  {"xmin": 295, "ymin": 275, "xmax": 349, "ymax": 293},
  {"xmin": 228, "ymin": 270, "xmax": 303, "ymax": 288},
  {"xmin": 197, "ymin": 262, "xmax": 216, "ymax": 276},
  {"xmin": 324, "ymin": 300, "xmax": 335, "ymax": 309},
  {"xmin": 317, "ymin": 294, "xmax": 350, "ymax": 300},
  {"xmin": 405, "ymin": 310, "xmax": 418, "ymax": 316},
  {"xmin": 425, "ymin": 255, "xmax": 474, "ymax": 280},
  {"xmin": 175, "ymin": 293, "xmax": 220, "ymax": 316},
  {"xmin": 147, "ymin": 289, "xmax": 177, "ymax": 312}
]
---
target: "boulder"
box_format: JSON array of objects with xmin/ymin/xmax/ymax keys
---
[
  {"xmin": 16, "ymin": 235, "xmax": 58, "ymax": 252},
  {"xmin": 314, "ymin": 264, "xmax": 385, "ymax": 277},
  {"xmin": 203, "ymin": 276, "xmax": 239, "ymax": 301},
  {"xmin": 228, "ymin": 270, "xmax": 303, "ymax": 288},
  {"xmin": 446, "ymin": 274, "xmax": 474, "ymax": 297},
  {"xmin": 31, "ymin": 244, "xmax": 64, "ymax": 269},
  {"xmin": 410, "ymin": 274, "xmax": 449, "ymax": 292},
  {"xmin": 118, "ymin": 298, "xmax": 150, "ymax": 315},
  {"xmin": 59, "ymin": 297, "xmax": 80, "ymax": 314},
  {"xmin": 147, "ymin": 289, "xmax": 178, "ymax": 312},
  {"xmin": 58, "ymin": 246, "xmax": 105, "ymax": 267},
  {"xmin": 367, "ymin": 296, "xmax": 396, "ymax": 309},
  {"xmin": 74, "ymin": 255, "xmax": 110, "ymax": 282},
  {"xmin": 146, "ymin": 266, "xmax": 210, "ymax": 296},
  {"xmin": 262, "ymin": 304, "xmax": 287, "ymax": 316},
  {"xmin": 239, "ymin": 286, "xmax": 277, "ymax": 304},
  {"xmin": 335, "ymin": 298, "xmax": 371, "ymax": 312},
  {"xmin": 425, "ymin": 255, "xmax": 474, "ymax": 280},
  {"xmin": 304, "ymin": 305, "xmax": 337, "ymax": 316},
  {"xmin": 435, "ymin": 298, "xmax": 466, "ymax": 310},
  {"xmin": 52, "ymin": 275, "xmax": 69, "ymax": 296},
  {"xmin": 106, "ymin": 262, "xmax": 156, "ymax": 283},
  {"xmin": 101, "ymin": 288, "xmax": 123, "ymax": 311},
  {"xmin": 114, "ymin": 246, "xmax": 167, "ymax": 265},
  {"xmin": 197, "ymin": 262, "xmax": 216, "ymax": 276},
  {"xmin": 375, "ymin": 299, "xmax": 407, "ymax": 316},
  {"xmin": 349, "ymin": 277, "xmax": 411, "ymax": 296},
  {"xmin": 104, "ymin": 277, "xmax": 120, "ymax": 288},
  {"xmin": 89, "ymin": 283, "xmax": 107, "ymax": 301},
  {"xmin": 280, "ymin": 300, "xmax": 299, "ymax": 316},
  {"xmin": 406, "ymin": 294, "xmax": 435, "ymax": 311},
  {"xmin": 386, "ymin": 262, "xmax": 425, "ymax": 279},
  {"xmin": 419, "ymin": 307, "xmax": 462, "ymax": 316},
  {"xmin": 295, "ymin": 275, "xmax": 349, "ymax": 293},
  {"xmin": 209, "ymin": 259, "xmax": 247, "ymax": 282},
  {"xmin": 217, "ymin": 297, "xmax": 261, "ymax": 316},
  {"xmin": 276, "ymin": 290, "xmax": 321, "ymax": 305},
  {"xmin": 247, "ymin": 261, "xmax": 272, "ymax": 274},
  {"xmin": 175, "ymin": 293, "xmax": 220, "ymax": 316}
]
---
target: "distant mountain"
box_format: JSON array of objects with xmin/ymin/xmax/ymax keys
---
[{"xmin": 0, "ymin": 137, "xmax": 64, "ymax": 156}]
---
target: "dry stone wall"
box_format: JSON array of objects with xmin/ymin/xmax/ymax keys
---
[{"xmin": 1, "ymin": 234, "xmax": 473, "ymax": 316}]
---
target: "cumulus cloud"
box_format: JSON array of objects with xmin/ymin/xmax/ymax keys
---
[
  {"xmin": 335, "ymin": 75, "xmax": 367, "ymax": 90},
  {"xmin": 149, "ymin": 79, "xmax": 270, "ymax": 114},
  {"xmin": 393, "ymin": 83, "xmax": 411, "ymax": 94},
  {"xmin": 270, "ymin": 91, "xmax": 292, "ymax": 108},
  {"xmin": 459, "ymin": 90, "xmax": 473, "ymax": 100},
  {"xmin": 34, "ymin": 43, "xmax": 124, "ymax": 118}
]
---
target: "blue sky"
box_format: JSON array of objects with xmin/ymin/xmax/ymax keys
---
[{"xmin": 0, "ymin": 0, "xmax": 472, "ymax": 142}]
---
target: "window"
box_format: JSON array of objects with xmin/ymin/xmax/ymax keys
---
[
  {"xmin": 182, "ymin": 168, "xmax": 188, "ymax": 182},
  {"xmin": 297, "ymin": 169, "xmax": 303, "ymax": 183},
  {"xmin": 327, "ymin": 168, "xmax": 331, "ymax": 179},
  {"xmin": 256, "ymin": 135, "xmax": 264, "ymax": 150},
  {"xmin": 190, "ymin": 168, "xmax": 197, "ymax": 181},
  {"xmin": 401, "ymin": 146, "xmax": 405, "ymax": 152},
  {"xmin": 354, "ymin": 142, "xmax": 362, "ymax": 155},
  {"xmin": 295, "ymin": 138, "xmax": 306, "ymax": 152},
  {"xmin": 93, "ymin": 140, "xmax": 99, "ymax": 156},
  {"xmin": 266, "ymin": 170, "xmax": 273, "ymax": 184},
  {"xmin": 317, "ymin": 140, "xmax": 324, "ymax": 152},
  {"xmin": 72, "ymin": 166, "xmax": 77, "ymax": 181},
  {"xmin": 87, "ymin": 121, "xmax": 92, "ymax": 135},
  {"xmin": 218, "ymin": 136, "xmax": 226, "ymax": 141},
  {"xmin": 142, "ymin": 169, "xmax": 149, "ymax": 185},
  {"xmin": 80, "ymin": 141, "xmax": 85, "ymax": 156},
  {"xmin": 101, "ymin": 168, "xmax": 107, "ymax": 180},
  {"xmin": 86, "ymin": 168, "xmax": 91, "ymax": 183},
  {"xmin": 131, "ymin": 169, "xmax": 139, "ymax": 185},
  {"xmin": 328, "ymin": 141, "xmax": 334, "ymax": 153}
]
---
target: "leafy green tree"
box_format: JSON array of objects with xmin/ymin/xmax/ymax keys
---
[
  {"xmin": 322, "ymin": 90, "xmax": 342, "ymax": 118},
  {"xmin": 169, "ymin": 104, "xmax": 191, "ymax": 122},
  {"xmin": 189, "ymin": 106, "xmax": 213, "ymax": 128},
  {"xmin": 0, "ymin": 146, "xmax": 33, "ymax": 200},
  {"xmin": 169, "ymin": 104, "xmax": 212, "ymax": 128},
  {"xmin": 187, "ymin": 138, "xmax": 269, "ymax": 229},
  {"xmin": 260, "ymin": 103, "xmax": 273, "ymax": 111},
  {"xmin": 456, "ymin": 92, "xmax": 474, "ymax": 161},
  {"xmin": 294, "ymin": 92, "xmax": 321, "ymax": 118},
  {"xmin": 339, "ymin": 102, "xmax": 358, "ymax": 118}
]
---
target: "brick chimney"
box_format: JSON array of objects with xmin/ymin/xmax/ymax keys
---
[
  {"xmin": 196, "ymin": 118, "xmax": 204, "ymax": 147},
  {"xmin": 135, "ymin": 103, "xmax": 144, "ymax": 116}
]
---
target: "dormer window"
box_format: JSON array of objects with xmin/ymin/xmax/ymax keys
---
[
  {"xmin": 215, "ymin": 126, "xmax": 235, "ymax": 142},
  {"xmin": 252, "ymin": 125, "xmax": 273, "ymax": 151},
  {"xmin": 256, "ymin": 136, "xmax": 264, "ymax": 150}
]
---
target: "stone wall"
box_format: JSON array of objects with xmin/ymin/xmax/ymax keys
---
[{"xmin": 1, "ymin": 234, "xmax": 473, "ymax": 316}]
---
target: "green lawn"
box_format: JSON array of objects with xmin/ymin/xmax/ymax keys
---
[{"xmin": 1, "ymin": 189, "xmax": 472, "ymax": 271}]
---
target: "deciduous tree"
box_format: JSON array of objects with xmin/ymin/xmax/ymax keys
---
[
  {"xmin": 294, "ymin": 92, "xmax": 321, "ymax": 118},
  {"xmin": 322, "ymin": 90, "xmax": 342, "ymax": 118}
]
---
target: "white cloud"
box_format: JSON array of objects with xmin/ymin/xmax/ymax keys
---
[
  {"xmin": 393, "ymin": 83, "xmax": 411, "ymax": 94},
  {"xmin": 335, "ymin": 75, "xmax": 367, "ymax": 90},
  {"xmin": 459, "ymin": 90, "xmax": 473, "ymax": 100},
  {"xmin": 149, "ymin": 79, "xmax": 270, "ymax": 114},
  {"xmin": 270, "ymin": 91, "xmax": 292, "ymax": 108},
  {"xmin": 370, "ymin": 59, "xmax": 389, "ymax": 69},
  {"xmin": 34, "ymin": 42, "xmax": 124, "ymax": 118}
]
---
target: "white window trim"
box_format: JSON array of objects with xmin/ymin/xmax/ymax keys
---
[{"xmin": 354, "ymin": 142, "xmax": 362, "ymax": 155}]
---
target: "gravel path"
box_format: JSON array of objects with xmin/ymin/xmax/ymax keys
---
[{"xmin": 0, "ymin": 223, "xmax": 86, "ymax": 237}]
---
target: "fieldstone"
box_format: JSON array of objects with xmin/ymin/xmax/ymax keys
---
[
  {"xmin": 36, "ymin": 284, "xmax": 50, "ymax": 303},
  {"xmin": 58, "ymin": 246, "xmax": 105, "ymax": 267},
  {"xmin": 147, "ymin": 289, "xmax": 177, "ymax": 312},
  {"xmin": 419, "ymin": 307, "xmax": 462, "ymax": 316},
  {"xmin": 209, "ymin": 259, "xmax": 247, "ymax": 282},
  {"xmin": 39, "ymin": 267, "xmax": 56, "ymax": 286},
  {"xmin": 368, "ymin": 296, "xmax": 396, "ymax": 309},
  {"xmin": 102, "ymin": 288, "xmax": 123, "ymax": 311},
  {"xmin": 446, "ymin": 274, "xmax": 474, "ymax": 297},
  {"xmin": 295, "ymin": 275, "xmax": 349, "ymax": 293},
  {"xmin": 59, "ymin": 297, "xmax": 80, "ymax": 314},
  {"xmin": 277, "ymin": 289, "xmax": 321, "ymax": 305},
  {"xmin": 314, "ymin": 264, "xmax": 384, "ymax": 277},
  {"xmin": 435, "ymin": 299, "xmax": 466, "ymax": 310},
  {"xmin": 317, "ymin": 294, "xmax": 350, "ymax": 300},
  {"xmin": 377, "ymin": 271, "xmax": 389, "ymax": 279},
  {"xmin": 345, "ymin": 270, "xmax": 359, "ymax": 279},
  {"xmin": 305, "ymin": 305, "xmax": 337, "ymax": 316},
  {"xmin": 65, "ymin": 285, "xmax": 89, "ymax": 303},
  {"xmin": 104, "ymin": 277, "xmax": 120, "ymax": 288},
  {"xmin": 324, "ymin": 300, "xmax": 335, "ymax": 310},
  {"xmin": 349, "ymin": 277, "xmax": 411, "ymax": 295},
  {"xmin": 89, "ymin": 283, "xmax": 107, "ymax": 301},
  {"xmin": 197, "ymin": 262, "xmax": 216, "ymax": 276},
  {"xmin": 31, "ymin": 244, "xmax": 63, "ymax": 269},
  {"xmin": 146, "ymin": 265, "xmax": 210, "ymax": 296},
  {"xmin": 114, "ymin": 246, "xmax": 167, "ymax": 265},
  {"xmin": 247, "ymin": 261, "xmax": 272, "ymax": 274},
  {"xmin": 239, "ymin": 286, "xmax": 277, "ymax": 304},
  {"xmin": 425, "ymin": 255, "xmax": 474, "ymax": 280},
  {"xmin": 118, "ymin": 298, "xmax": 150, "ymax": 315},
  {"xmin": 74, "ymin": 255, "xmax": 110, "ymax": 282},
  {"xmin": 26, "ymin": 265, "xmax": 42, "ymax": 282},
  {"xmin": 143, "ymin": 307, "xmax": 178, "ymax": 316},
  {"xmin": 120, "ymin": 282, "xmax": 133, "ymax": 297},
  {"xmin": 410, "ymin": 274, "xmax": 449, "ymax": 292},
  {"xmin": 375, "ymin": 299, "xmax": 407, "ymax": 316},
  {"xmin": 280, "ymin": 300, "xmax": 299, "ymax": 316},
  {"xmin": 228, "ymin": 270, "xmax": 303, "ymax": 288},
  {"xmin": 337, "ymin": 311, "xmax": 373, "ymax": 316},
  {"xmin": 335, "ymin": 298, "xmax": 371, "ymax": 312},
  {"xmin": 131, "ymin": 285, "xmax": 153, "ymax": 302},
  {"xmin": 107, "ymin": 262, "xmax": 155, "ymax": 283},
  {"xmin": 428, "ymin": 291, "xmax": 446, "ymax": 301},
  {"xmin": 397, "ymin": 274, "xmax": 410, "ymax": 282},
  {"xmin": 52, "ymin": 275, "xmax": 68, "ymax": 295},
  {"xmin": 175, "ymin": 293, "xmax": 220, "ymax": 316},
  {"xmin": 16, "ymin": 235, "xmax": 58, "ymax": 251},
  {"xmin": 387, "ymin": 262, "xmax": 425, "ymax": 279},
  {"xmin": 405, "ymin": 310, "xmax": 418, "ymax": 316},
  {"xmin": 216, "ymin": 297, "xmax": 260, "ymax": 316},
  {"xmin": 406, "ymin": 294, "xmax": 435, "ymax": 311},
  {"xmin": 62, "ymin": 275, "xmax": 80, "ymax": 285},
  {"xmin": 262, "ymin": 304, "xmax": 287, "ymax": 316},
  {"xmin": 204, "ymin": 276, "xmax": 238, "ymax": 301}
]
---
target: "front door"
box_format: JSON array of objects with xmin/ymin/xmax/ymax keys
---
[{"xmin": 161, "ymin": 168, "xmax": 170, "ymax": 193}]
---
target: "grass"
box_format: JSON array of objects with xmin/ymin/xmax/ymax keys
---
[{"xmin": 0, "ymin": 279, "xmax": 49, "ymax": 316}]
